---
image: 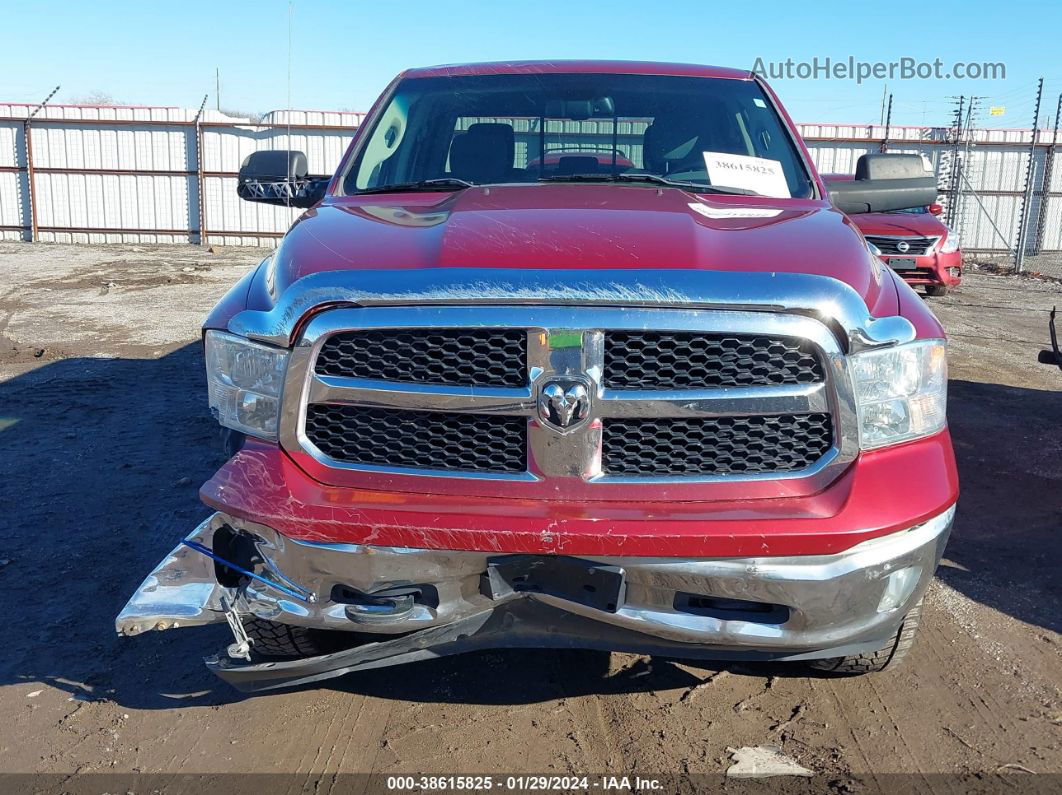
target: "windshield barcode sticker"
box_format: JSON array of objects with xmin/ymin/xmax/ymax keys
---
[{"xmin": 703, "ymin": 152, "xmax": 791, "ymax": 198}]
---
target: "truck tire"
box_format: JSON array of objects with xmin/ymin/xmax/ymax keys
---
[
  {"xmin": 925, "ymin": 284, "xmax": 948, "ymax": 297},
  {"xmin": 241, "ymin": 616, "xmax": 344, "ymax": 658},
  {"xmin": 808, "ymin": 598, "xmax": 923, "ymax": 674}
]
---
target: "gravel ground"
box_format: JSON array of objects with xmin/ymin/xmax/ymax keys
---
[{"xmin": 0, "ymin": 243, "xmax": 1059, "ymax": 792}]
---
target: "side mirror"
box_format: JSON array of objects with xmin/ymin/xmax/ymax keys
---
[
  {"xmin": 236, "ymin": 150, "xmax": 329, "ymax": 208},
  {"xmin": 928, "ymin": 203, "xmax": 944, "ymax": 216},
  {"xmin": 826, "ymin": 154, "xmax": 939, "ymax": 215}
]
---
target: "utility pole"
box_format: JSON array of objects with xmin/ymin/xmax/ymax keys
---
[
  {"xmin": 945, "ymin": 95, "xmax": 965, "ymax": 226},
  {"xmin": 1015, "ymin": 77, "xmax": 1044, "ymax": 272},
  {"xmin": 1032, "ymin": 92, "xmax": 1062, "ymax": 256},
  {"xmin": 880, "ymin": 94, "xmax": 893, "ymax": 152}
]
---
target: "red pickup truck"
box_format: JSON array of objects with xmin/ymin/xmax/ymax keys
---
[{"xmin": 117, "ymin": 61, "xmax": 957, "ymax": 692}]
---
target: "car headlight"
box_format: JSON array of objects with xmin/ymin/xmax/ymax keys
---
[
  {"xmin": 849, "ymin": 339, "xmax": 947, "ymax": 450},
  {"xmin": 939, "ymin": 228, "xmax": 960, "ymax": 254},
  {"xmin": 205, "ymin": 330, "xmax": 289, "ymax": 439}
]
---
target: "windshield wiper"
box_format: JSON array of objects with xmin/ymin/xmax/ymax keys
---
[
  {"xmin": 613, "ymin": 173, "xmax": 759, "ymax": 195},
  {"xmin": 355, "ymin": 178, "xmax": 476, "ymax": 195},
  {"xmin": 538, "ymin": 173, "xmax": 758, "ymax": 196}
]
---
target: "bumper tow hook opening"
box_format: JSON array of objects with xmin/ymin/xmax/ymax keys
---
[{"xmin": 335, "ymin": 586, "xmax": 419, "ymax": 624}]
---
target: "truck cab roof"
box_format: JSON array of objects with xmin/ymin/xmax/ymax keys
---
[{"xmin": 402, "ymin": 60, "xmax": 754, "ymax": 81}]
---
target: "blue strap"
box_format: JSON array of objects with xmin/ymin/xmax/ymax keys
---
[{"xmin": 180, "ymin": 539, "xmax": 314, "ymax": 603}]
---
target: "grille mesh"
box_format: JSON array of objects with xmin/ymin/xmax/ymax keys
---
[
  {"xmin": 602, "ymin": 414, "xmax": 832, "ymax": 476},
  {"xmin": 316, "ymin": 329, "xmax": 526, "ymax": 387},
  {"xmin": 604, "ymin": 332, "xmax": 823, "ymax": 389},
  {"xmin": 864, "ymin": 236, "xmax": 935, "ymax": 255},
  {"xmin": 305, "ymin": 405, "xmax": 527, "ymax": 473}
]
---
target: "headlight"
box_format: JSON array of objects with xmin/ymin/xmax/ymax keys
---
[
  {"xmin": 205, "ymin": 330, "xmax": 289, "ymax": 439},
  {"xmin": 939, "ymin": 228, "xmax": 960, "ymax": 254},
  {"xmin": 849, "ymin": 339, "xmax": 947, "ymax": 450}
]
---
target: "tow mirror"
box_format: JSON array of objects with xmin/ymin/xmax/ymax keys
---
[
  {"xmin": 236, "ymin": 150, "xmax": 329, "ymax": 208},
  {"xmin": 826, "ymin": 154, "xmax": 939, "ymax": 215},
  {"xmin": 543, "ymin": 97, "xmax": 615, "ymax": 121}
]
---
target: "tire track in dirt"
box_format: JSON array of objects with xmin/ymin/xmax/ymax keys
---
[{"xmin": 546, "ymin": 652, "xmax": 617, "ymax": 773}]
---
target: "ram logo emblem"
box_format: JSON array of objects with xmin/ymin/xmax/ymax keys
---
[{"xmin": 538, "ymin": 380, "xmax": 591, "ymax": 431}]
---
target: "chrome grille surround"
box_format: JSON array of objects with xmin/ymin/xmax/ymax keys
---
[{"xmin": 278, "ymin": 304, "xmax": 861, "ymax": 499}]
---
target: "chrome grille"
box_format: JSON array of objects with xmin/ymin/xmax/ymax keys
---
[
  {"xmin": 602, "ymin": 414, "xmax": 832, "ymax": 476},
  {"xmin": 604, "ymin": 331, "xmax": 823, "ymax": 389},
  {"xmin": 316, "ymin": 328, "xmax": 526, "ymax": 387},
  {"xmin": 865, "ymin": 235, "xmax": 937, "ymax": 256},
  {"xmin": 305, "ymin": 405, "xmax": 527, "ymax": 474},
  {"xmin": 284, "ymin": 305, "xmax": 853, "ymax": 494}
]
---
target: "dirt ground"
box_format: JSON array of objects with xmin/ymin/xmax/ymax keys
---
[{"xmin": 0, "ymin": 242, "xmax": 1059, "ymax": 792}]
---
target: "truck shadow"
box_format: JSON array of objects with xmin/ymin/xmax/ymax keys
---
[
  {"xmin": 0, "ymin": 344, "xmax": 232, "ymax": 710},
  {"xmin": 934, "ymin": 378, "xmax": 1060, "ymax": 636},
  {"xmin": 0, "ymin": 348, "xmax": 1057, "ymax": 709}
]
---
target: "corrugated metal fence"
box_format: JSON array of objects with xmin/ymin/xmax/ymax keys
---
[
  {"xmin": 0, "ymin": 104, "xmax": 362, "ymax": 247},
  {"xmin": 2, "ymin": 103, "xmax": 1060, "ymax": 272}
]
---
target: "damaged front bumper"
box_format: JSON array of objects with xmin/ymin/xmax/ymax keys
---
[{"xmin": 117, "ymin": 506, "xmax": 954, "ymax": 692}]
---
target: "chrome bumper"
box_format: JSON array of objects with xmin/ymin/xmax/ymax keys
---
[{"xmin": 117, "ymin": 506, "xmax": 953, "ymax": 657}]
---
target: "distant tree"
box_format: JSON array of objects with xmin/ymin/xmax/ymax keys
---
[
  {"xmin": 220, "ymin": 108, "xmax": 266, "ymax": 123},
  {"xmin": 67, "ymin": 91, "xmax": 123, "ymax": 106}
]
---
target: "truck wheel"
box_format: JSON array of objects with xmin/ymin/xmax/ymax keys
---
[
  {"xmin": 241, "ymin": 616, "xmax": 345, "ymax": 658},
  {"xmin": 808, "ymin": 598, "xmax": 923, "ymax": 674},
  {"xmin": 925, "ymin": 284, "xmax": 948, "ymax": 297}
]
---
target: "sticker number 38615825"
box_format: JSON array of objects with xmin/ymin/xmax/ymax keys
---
[{"xmin": 703, "ymin": 152, "xmax": 791, "ymax": 198}]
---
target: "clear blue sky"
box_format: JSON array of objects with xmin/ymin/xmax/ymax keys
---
[{"xmin": 4, "ymin": 0, "xmax": 1059, "ymax": 129}]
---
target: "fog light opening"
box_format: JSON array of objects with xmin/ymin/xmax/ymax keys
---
[{"xmin": 877, "ymin": 565, "xmax": 922, "ymax": 613}]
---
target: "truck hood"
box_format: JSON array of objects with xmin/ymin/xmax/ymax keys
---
[
  {"xmin": 847, "ymin": 211, "xmax": 946, "ymax": 238},
  {"xmin": 266, "ymin": 184, "xmax": 890, "ymax": 311}
]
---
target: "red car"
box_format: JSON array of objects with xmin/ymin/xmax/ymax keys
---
[
  {"xmin": 117, "ymin": 61, "xmax": 957, "ymax": 692},
  {"xmin": 828, "ymin": 174, "xmax": 962, "ymax": 296},
  {"xmin": 527, "ymin": 146, "xmax": 636, "ymax": 175}
]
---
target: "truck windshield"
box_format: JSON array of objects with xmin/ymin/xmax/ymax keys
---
[{"xmin": 341, "ymin": 73, "xmax": 814, "ymax": 199}]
